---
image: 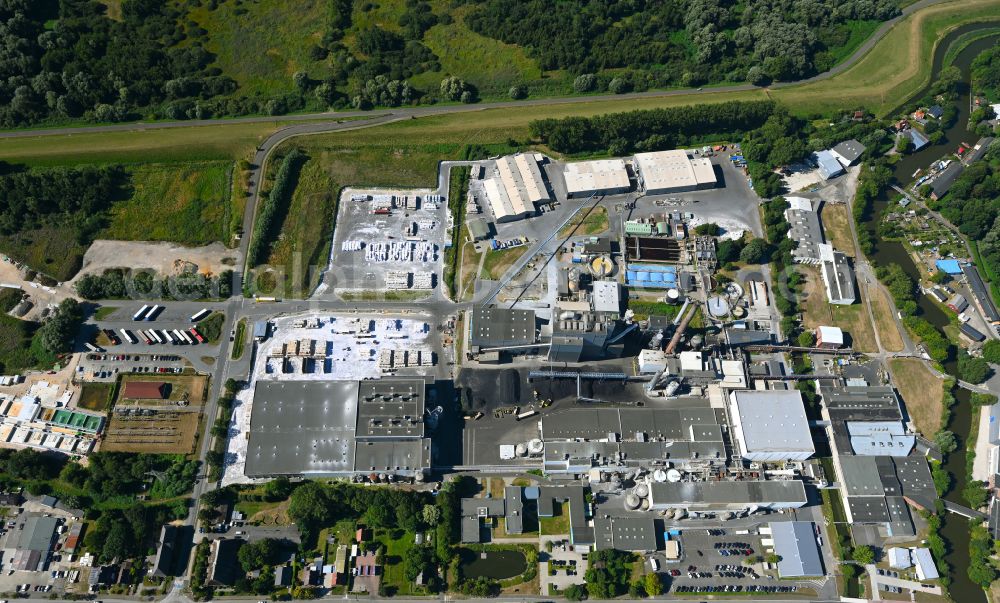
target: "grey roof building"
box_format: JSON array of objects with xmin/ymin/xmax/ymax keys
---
[
  {"xmin": 538, "ymin": 486, "xmax": 592, "ymax": 546},
  {"xmin": 831, "ymin": 139, "xmax": 866, "ymax": 166},
  {"xmin": 593, "ymin": 516, "xmax": 658, "ymax": 552},
  {"xmin": 540, "ymin": 407, "xmax": 725, "ymax": 471},
  {"xmin": 245, "ymin": 379, "xmax": 430, "ymax": 478},
  {"xmin": 648, "ymin": 480, "xmax": 807, "ymax": 511},
  {"xmin": 548, "ymin": 320, "xmax": 635, "ymax": 363},
  {"xmin": 961, "ymin": 263, "xmax": 1000, "ymax": 322},
  {"xmin": 770, "ymin": 522, "xmax": 824, "ymax": 577},
  {"xmin": 466, "ymin": 217, "xmax": 490, "ymax": 241},
  {"xmin": 10, "ymin": 516, "xmax": 58, "ymax": 571},
  {"xmin": 818, "ymin": 243, "xmax": 856, "ymax": 305},
  {"xmin": 504, "ymin": 487, "xmax": 524, "ymax": 535},
  {"xmin": 930, "ymin": 162, "xmax": 964, "ymax": 200},
  {"xmin": 207, "ymin": 538, "xmax": 244, "ymax": 586},
  {"xmin": 151, "ymin": 525, "xmax": 179, "ymax": 578},
  {"xmin": 469, "ymin": 307, "xmax": 536, "ymax": 348},
  {"xmin": 460, "ymin": 497, "xmax": 506, "ymax": 543},
  {"xmin": 784, "ymin": 198, "xmax": 824, "ymax": 264},
  {"xmin": 729, "ymin": 390, "xmax": 814, "ymax": 462}
]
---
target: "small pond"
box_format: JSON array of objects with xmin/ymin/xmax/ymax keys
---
[{"xmin": 459, "ymin": 548, "xmax": 528, "ymax": 580}]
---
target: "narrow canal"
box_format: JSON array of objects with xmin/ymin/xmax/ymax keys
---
[{"xmin": 860, "ymin": 24, "xmax": 1000, "ymax": 603}]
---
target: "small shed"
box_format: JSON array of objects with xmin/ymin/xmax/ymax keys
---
[
  {"xmin": 122, "ymin": 381, "xmax": 167, "ymax": 400},
  {"xmin": 815, "ymin": 326, "xmax": 844, "ymax": 349}
]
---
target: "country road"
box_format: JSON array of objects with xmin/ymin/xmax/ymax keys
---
[{"xmin": 0, "ymin": 0, "xmax": 947, "ymax": 141}]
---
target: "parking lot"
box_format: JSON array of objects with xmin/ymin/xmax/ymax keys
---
[
  {"xmin": 76, "ymin": 352, "xmax": 187, "ymax": 382},
  {"xmin": 326, "ymin": 188, "xmax": 448, "ymax": 293},
  {"xmin": 664, "ymin": 528, "xmax": 817, "ymax": 596}
]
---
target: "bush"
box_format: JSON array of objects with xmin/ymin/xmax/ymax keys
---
[
  {"xmin": 573, "ymin": 74, "xmax": 597, "ymax": 93},
  {"xmin": 958, "ymin": 353, "xmax": 991, "ymax": 384},
  {"xmin": 508, "ymin": 84, "xmax": 527, "ymax": 100}
]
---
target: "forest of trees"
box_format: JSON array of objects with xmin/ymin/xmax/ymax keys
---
[
  {"xmin": 464, "ymin": 0, "xmax": 899, "ymax": 86},
  {"xmin": 530, "ymin": 100, "xmax": 776, "ymax": 155},
  {"xmin": 0, "ymin": 163, "xmax": 128, "ymax": 243},
  {"xmin": 0, "ymin": 0, "xmax": 240, "ymax": 126}
]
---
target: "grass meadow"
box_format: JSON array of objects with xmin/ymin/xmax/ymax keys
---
[
  {"xmin": 102, "ymin": 161, "xmax": 238, "ymax": 246},
  {"xmin": 187, "ymin": 0, "xmax": 331, "ymax": 98}
]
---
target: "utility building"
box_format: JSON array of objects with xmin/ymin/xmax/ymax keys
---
[
  {"xmin": 634, "ymin": 150, "xmax": 716, "ymax": 194},
  {"xmin": 563, "ymin": 159, "xmax": 630, "ymax": 198}
]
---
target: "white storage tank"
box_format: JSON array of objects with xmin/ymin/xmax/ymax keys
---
[
  {"xmin": 528, "ymin": 438, "xmax": 544, "ymax": 455},
  {"xmin": 633, "ymin": 483, "xmax": 650, "ymax": 498}
]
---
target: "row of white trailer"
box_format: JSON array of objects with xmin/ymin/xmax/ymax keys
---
[
  {"xmin": 132, "ymin": 305, "xmax": 211, "ymax": 323},
  {"xmin": 119, "ymin": 327, "xmax": 204, "ymax": 346}
]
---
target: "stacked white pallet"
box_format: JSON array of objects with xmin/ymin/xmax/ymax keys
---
[
  {"xmin": 377, "ymin": 349, "xmax": 394, "ymax": 370},
  {"xmin": 341, "ymin": 241, "xmax": 363, "ymax": 251},
  {"xmin": 412, "ymin": 272, "xmax": 433, "ymax": 289},
  {"xmin": 386, "ymin": 272, "xmax": 411, "ymax": 290}
]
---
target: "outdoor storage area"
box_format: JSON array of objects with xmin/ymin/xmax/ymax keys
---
[{"xmin": 326, "ymin": 188, "xmax": 449, "ymax": 294}]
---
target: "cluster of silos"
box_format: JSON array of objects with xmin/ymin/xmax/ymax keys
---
[
  {"xmin": 624, "ymin": 481, "xmax": 651, "ymax": 511},
  {"xmin": 513, "ymin": 439, "xmax": 545, "ymax": 458}
]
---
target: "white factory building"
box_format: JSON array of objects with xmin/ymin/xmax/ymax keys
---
[
  {"xmin": 634, "ymin": 150, "xmax": 717, "ymax": 194},
  {"xmin": 728, "ymin": 390, "xmax": 815, "ymax": 462},
  {"xmin": 484, "ymin": 153, "xmax": 551, "ymax": 223},
  {"xmin": 563, "ymin": 159, "xmax": 631, "ymax": 198}
]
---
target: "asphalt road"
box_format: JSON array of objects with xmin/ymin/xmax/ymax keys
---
[{"xmin": 0, "ymin": 0, "xmax": 948, "ymax": 142}]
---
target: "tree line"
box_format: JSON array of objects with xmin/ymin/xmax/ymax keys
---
[
  {"xmin": 76, "ymin": 268, "xmax": 234, "ymax": 301},
  {"xmin": 530, "ymin": 100, "xmax": 776, "ymax": 155}
]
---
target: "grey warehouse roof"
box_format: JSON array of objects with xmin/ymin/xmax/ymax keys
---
[
  {"xmin": 356, "ymin": 379, "xmax": 426, "ymax": 439},
  {"xmin": 593, "ymin": 516, "xmax": 658, "ymax": 552},
  {"xmin": 17, "ymin": 516, "xmax": 58, "ymax": 552},
  {"xmin": 246, "ymin": 380, "xmax": 360, "ymax": 477},
  {"xmin": 649, "ymin": 480, "xmax": 807, "ymax": 506},
  {"xmin": 730, "ymin": 390, "xmax": 814, "ymax": 455},
  {"xmin": 469, "ymin": 306, "xmax": 536, "ymax": 348},
  {"xmin": 246, "ymin": 379, "xmax": 428, "ymax": 477},
  {"xmin": 770, "ymin": 522, "xmax": 823, "ymax": 577}
]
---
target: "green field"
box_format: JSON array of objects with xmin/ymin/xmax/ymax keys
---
[
  {"xmin": 188, "ymin": 0, "xmax": 331, "ymax": 98},
  {"xmin": 102, "ymin": 162, "xmax": 238, "ymax": 246}
]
